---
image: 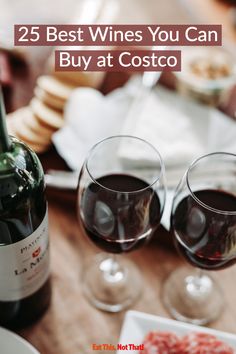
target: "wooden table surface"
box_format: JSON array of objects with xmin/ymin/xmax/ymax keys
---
[
  {"xmin": 18, "ymin": 199, "xmax": 236, "ymax": 354},
  {"xmin": 19, "ymin": 105, "xmax": 236, "ymax": 349},
  {"xmin": 2, "ymin": 1, "xmax": 236, "ymax": 353}
]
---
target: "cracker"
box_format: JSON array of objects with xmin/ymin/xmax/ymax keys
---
[
  {"xmin": 37, "ymin": 75, "xmax": 74, "ymax": 101},
  {"xmin": 34, "ymin": 86, "xmax": 66, "ymax": 111},
  {"xmin": 7, "ymin": 118, "xmax": 51, "ymax": 153},
  {"xmin": 23, "ymin": 107, "xmax": 56, "ymax": 138},
  {"xmin": 7, "ymin": 116, "xmax": 50, "ymax": 147},
  {"xmin": 53, "ymin": 71, "xmax": 105, "ymax": 88},
  {"xmin": 30, "ymin": 98, "xmax": 64, "ymax": 130},
  {"xmin": 47, "ymin": 54, "xmax": 104, "ymax": 88}
]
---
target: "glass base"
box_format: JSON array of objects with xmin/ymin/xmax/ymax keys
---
[
  {"xmin": 162, "ymin": 267, "xmax": 224, "ymax": 325},
  {"xmin": 83, "ymin": 253, "xmax": 142, "ymax": 312}
]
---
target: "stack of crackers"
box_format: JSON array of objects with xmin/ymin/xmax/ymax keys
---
[
  {"xmin": 6, "ymin": 0, "xmax": 119, "ymax": 153},
  {"xmin": 7, "ymin": 71, "xmax": 104, "ymax": 153}
]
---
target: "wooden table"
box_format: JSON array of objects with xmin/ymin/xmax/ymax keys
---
[
  {"xmin": 2, "ymin": 1, "xmax": 236, "ymax": 353},
  {"xmin": 17, "ymin": 95, "xmax": 236, "ymax": 353},
  {"xmin": 17, "ymin": 190, "xmax": 236, "ymax": 354}
]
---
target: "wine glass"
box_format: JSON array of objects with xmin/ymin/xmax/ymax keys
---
[
  {"xmin": 163, "ymin": 152, "xmax": 236, "ymax": 325},
  {"xmin": 77, "ymin": 135, "xmax": 166, "ymax": 312}
]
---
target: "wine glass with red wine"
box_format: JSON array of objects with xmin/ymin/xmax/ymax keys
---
[
  {"xmin": 78, "ymin": 136, "xmax": 166, "ymax": 312},
  {"xmin": 163, "ymin": 152, "xmax": 236, "ymax": 325}
]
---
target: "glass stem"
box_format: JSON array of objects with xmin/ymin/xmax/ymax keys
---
[
  {"xmin": 192, "ymin": 268, "xmax": 204, "ymax": 293},
  {"xmin": 194, "ymin": 268, "xmax": 204, "ymax": 290},
  {"xmin": 185, "ymin": 268, "xmax": 212, "ymax": 298},
  {"xmin": 101, "ymin": 254, "xmax": 123, "ymax": 283},
  {"xmin": 109, "ymin": 254, "xmax": 119, "ymax": 276}
]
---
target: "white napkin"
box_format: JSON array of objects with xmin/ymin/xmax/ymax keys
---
[
  {"xmin": 52, "ymin": 78, "xmax": 236, "ymax": 230},
  {"xmin": 118, "ymin": 89, "xmax": 204, "ymax": 168},
  {"xmin": 53, "ymin": 80, "xmax": 138, "ymax": 169},
  {"xmin": 119, "ymin": 85, "xmax": 236, "ymax": 186},
  {"xmin": 53, "ymin": 78, "xmax": 236, "ymax": 171}
]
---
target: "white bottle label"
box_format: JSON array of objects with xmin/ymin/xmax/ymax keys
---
[{"xmin": 0, "ymin": 210, "xmax": 50, "ymax": 301}]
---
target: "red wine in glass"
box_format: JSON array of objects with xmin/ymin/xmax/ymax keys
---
[
  {"xmin": 163, "ymin": 152, "xmax": 236, "ymax": 325},
  {"xmin": 173, "ymin": 189, "xmax": 236, "ymax": 270},
  {"xmin": 80, "ymin": 174, "xmax": 161, "ymax": 254},
  {"xmin": 78, "ymin": 136, "xmax": 165, "ymax": 312}
]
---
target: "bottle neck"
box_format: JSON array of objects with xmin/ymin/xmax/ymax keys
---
[{"xmin": 0, "ymin": 87, "xmax": 11, "ymax": 153}]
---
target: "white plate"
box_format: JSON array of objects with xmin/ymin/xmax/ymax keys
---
[
  {"xmin": 118, "ymin": 311, "xmax": 236, "ymax": 353},
  {"xmin": 0, "ymin": 327, "xmax": 39, "ymax": 354}
]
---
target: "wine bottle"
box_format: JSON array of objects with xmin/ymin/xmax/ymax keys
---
[{"xmin": 0, "ymin": 87, "xmax": 51, "ymax": 329}]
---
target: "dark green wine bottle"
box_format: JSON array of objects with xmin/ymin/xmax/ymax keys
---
[{"xmin": 0, "ymin": 88, "xmax": 51, "ymax": 329}]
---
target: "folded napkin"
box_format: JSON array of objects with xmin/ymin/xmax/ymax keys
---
[
  {"xmin": 118, "ymin": 89, "xmax": 204, "ymax": 169},
  {"xmin": 53, "ymin": 77, "xmax": 236, "ymax": 172},
  {"xmin": 53, "ymin": 79, "xmax": 137, "ymax": 170},
  {"xmin": 53, "ymin": 78, "xmax": 236, "ymax": 229}
]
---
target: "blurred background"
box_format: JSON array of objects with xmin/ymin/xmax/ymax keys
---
[{"xmin": 0, "ymin": 0, "xmax": 236, "ymax": 110}]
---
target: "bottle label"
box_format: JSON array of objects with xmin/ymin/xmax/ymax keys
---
[{"xmin": 0, "ymin": 210, "xmax": 50, "ymax": 301}]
